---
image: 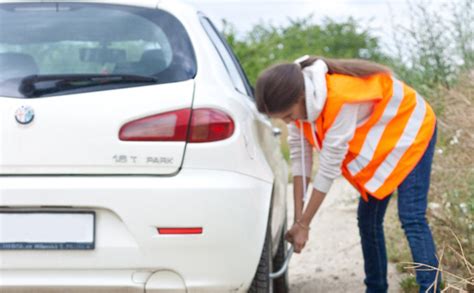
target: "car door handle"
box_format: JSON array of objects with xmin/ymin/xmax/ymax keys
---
[{"xmin": 272, "ymin": 127, "xmax": 282, "ymax": 137}]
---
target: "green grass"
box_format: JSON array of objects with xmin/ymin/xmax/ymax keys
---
[{"xmin": 400, "ymin": 276, "xmax": 419, "ymax": 293}]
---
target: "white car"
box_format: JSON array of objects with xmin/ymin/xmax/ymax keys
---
[{"xmin": 0, "ymin": 0, "xmax": 289, "ymax": 292}]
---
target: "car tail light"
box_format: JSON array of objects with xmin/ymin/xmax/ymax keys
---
[
  {"xmin": 119, "ymin": 109, "xmax": 191, "ymax": 141},
  {"xmin": 119, "ymin": 108, "xmax": 234, "ymax": 142},
  {"xmin": 188, "ymin": 108, "xmax": 234, "ymax": 143}
]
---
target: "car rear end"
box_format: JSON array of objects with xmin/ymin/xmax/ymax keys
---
[{"xmin": 0, "ymin": 1, "xmax": 280, "ymax": 292}]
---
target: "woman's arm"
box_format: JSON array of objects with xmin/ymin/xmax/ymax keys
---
[
  {"xmin": 287, "ymin": 123, "xmax": 313, "ymax": 219},
  {"xmin": 311, "ymin": 104, "xmax": 359, "ymax": 194},
  {"xmin": 293, "ymin": 176, "xmax": 310, "ymax": 221},
  {"xmin": 287, "ymin": 104, "xmax": 361, "ymax": 253},
  {"xmin": 299, "ymin": 188, "xmax": 326, "ymax": 229},
  {"xmin": 285, "ymin": 188, "xmax": 326, "ymax": 253}
]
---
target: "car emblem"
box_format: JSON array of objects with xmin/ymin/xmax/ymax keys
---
[{"xmin": 15, "ymin": 106, "xmax": 35, "ymax": 125}]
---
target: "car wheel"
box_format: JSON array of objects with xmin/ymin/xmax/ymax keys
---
[
  {"xmin": 248, "ymin": 221, "xmax": 273, "ymax": 293},
  {"xmin": 272, "ymin": 218, "xmax": 289, "ymax": 293}
]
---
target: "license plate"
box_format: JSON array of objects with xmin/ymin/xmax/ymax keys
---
[{"xmin": 0, "ymin": 211, "xmax": 95, "ymax": 250}]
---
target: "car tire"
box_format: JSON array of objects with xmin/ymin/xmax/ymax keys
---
[
  {"xmin": 272, "ymin": 218, "xmax": 289, "ymax": 293},
  {"xmin": 248, "ymin": 221, "xmax": 273, "ymax": 293}
]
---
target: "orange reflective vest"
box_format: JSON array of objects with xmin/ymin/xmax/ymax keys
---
[{"xmin": 296, "ymin": 73, "xmax": 436, "ymax": 201}]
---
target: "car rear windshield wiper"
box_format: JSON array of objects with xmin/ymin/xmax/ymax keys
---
[{"xmin": 19, "ymin": 74, "xmax": 159, "ymax": 98}]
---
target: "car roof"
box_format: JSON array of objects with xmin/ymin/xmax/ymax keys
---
[
  {"xmin": 0, "ymin": 0, "xmax": 186, "ymax": 10},
  {"xmin": 0, "ymin": 0, "xmax": 202, "ymax": 26}
]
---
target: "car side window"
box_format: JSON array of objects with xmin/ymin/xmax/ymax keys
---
[{"xmin": 199, "ymin": 15, "xmax": 253, "ymax": 98}]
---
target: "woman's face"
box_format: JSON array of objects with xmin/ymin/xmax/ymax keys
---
[{"xmin": 270, "ymin": 94, "xmax": 307, "ymax": 124}]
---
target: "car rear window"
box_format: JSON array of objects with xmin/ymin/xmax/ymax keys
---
[{"xmin": 0, "ymin": 3, "xmax": 197, "ymax": 98}]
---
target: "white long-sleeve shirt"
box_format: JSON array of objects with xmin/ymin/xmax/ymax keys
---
[{"xmin": 288, "ymin": 60, "xmax": 374, "ymax": 194}]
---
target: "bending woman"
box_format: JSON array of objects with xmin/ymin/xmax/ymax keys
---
[{"xmin": 255, "ymin": 55, "xmax": 439, "ymax": 293}]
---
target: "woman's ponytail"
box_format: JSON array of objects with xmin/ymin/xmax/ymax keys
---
[{"xmin": 298, "ymin": 56, "xmax": 391, "ymax": 77}]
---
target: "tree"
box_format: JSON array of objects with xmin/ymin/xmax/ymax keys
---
[{"xmin": 223, "ymin": 16, "xmax": 390, "ymax": 86}]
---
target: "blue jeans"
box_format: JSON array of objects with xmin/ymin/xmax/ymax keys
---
[{"xmin": 357, "ymin": 126, "xmax": 440, "ymax": 293}]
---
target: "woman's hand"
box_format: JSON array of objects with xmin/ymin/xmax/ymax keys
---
[
  {"xmin": 286, "ymin": 188, "xmax": 326, "ymax": 253},
  {"xmin": 285, "ymin": 221, "xmax": 309, "ymax": 253}
]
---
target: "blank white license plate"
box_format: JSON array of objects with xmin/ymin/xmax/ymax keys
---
[{"xmin": 0, "ymin": 211, "xmax": 95, "ymax": 250}]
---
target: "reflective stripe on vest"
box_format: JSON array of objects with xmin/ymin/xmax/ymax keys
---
[
  {"xmin": 346, "ymin": 78, "xmax": 405, "ymax": 175},
  {"xmin": 295, "ymin": 73, "xmax": 436, "ymax": 200}
]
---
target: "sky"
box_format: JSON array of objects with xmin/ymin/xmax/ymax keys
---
[{"xmin": 184, "ymin": 0, "xmax": 455, "ymax": 52}]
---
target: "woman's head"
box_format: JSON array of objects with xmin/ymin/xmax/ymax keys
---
[
  {"xmin": 255, "ymin": 63, "xmax": 307, "ymax": 124},
  {"xmin": 255, "ymin": 56, "xmax": 391, "ymax": 123}
]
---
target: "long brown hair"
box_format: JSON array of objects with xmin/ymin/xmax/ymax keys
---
[{"xmin": 255, "ymin": 56, "xmax": 391, "ymax": 114}]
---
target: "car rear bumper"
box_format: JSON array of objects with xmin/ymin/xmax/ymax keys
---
[
  {"xmin": 0, "ymin": 169, "xmax": 274, "ymax": 292},
  {"xmin": 0, "ymin": 270, "xmax": 145, "ymax": 293}
]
